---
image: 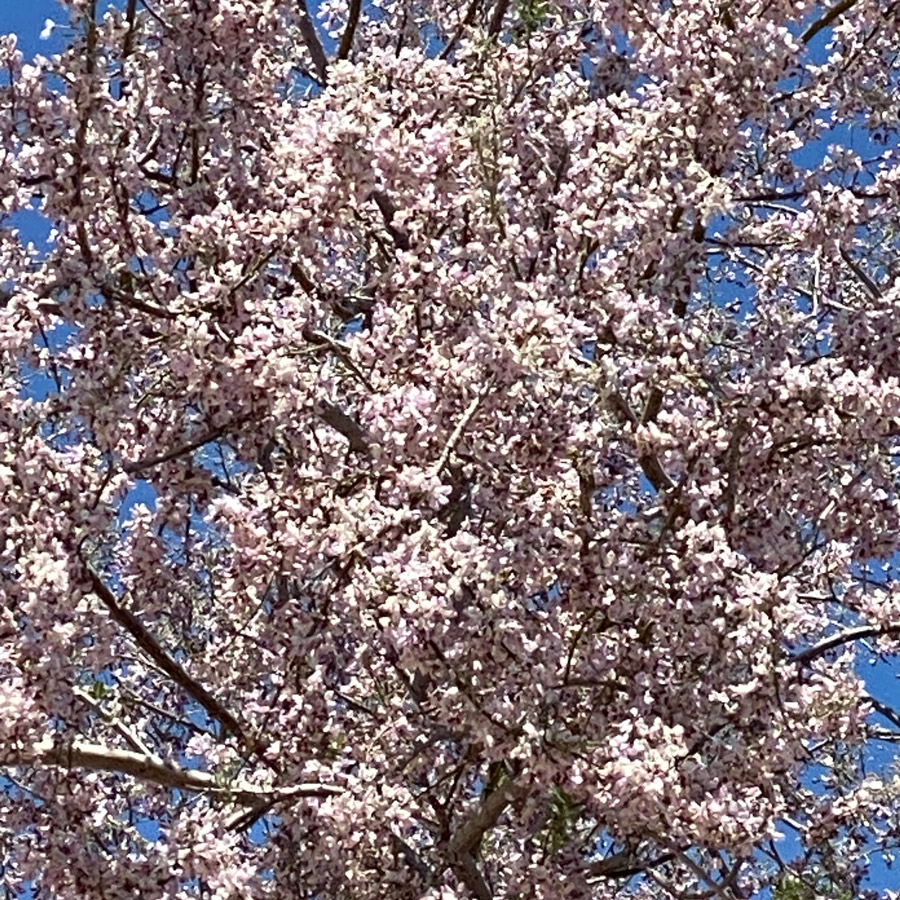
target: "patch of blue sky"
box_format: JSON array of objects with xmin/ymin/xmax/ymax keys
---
[
  {"xmin": 132, "ymin": 189, "xmax": 172, "ymax": 227},
  {"xmin": 0, "ymin": 0, "xmax": 67, "ymax": 63},
  {"xmin": 117, "ymin": 479, "xmax": 158, "ymax": 524}
]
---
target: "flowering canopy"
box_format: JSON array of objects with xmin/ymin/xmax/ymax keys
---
[{"xmin": 2, "ymin": 0, "xmax": 900, "ymax": 897}]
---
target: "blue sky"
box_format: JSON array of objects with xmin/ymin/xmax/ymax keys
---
[{"xmin": 0, "ymin": 0, "xmax": 64, "ymax": 58}]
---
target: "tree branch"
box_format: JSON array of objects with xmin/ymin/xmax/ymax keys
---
[
  {"xmin": 455, "ymin": 852, "xmax": 494, "ymax": 900},
  {"xmin": 296, "ymin": 0, "xmax": 329, "ymax": 85},
  {"xmin": 432, "ymin": 378, "xmax": 493, "ymax": 476},
  {"xmin": 867, "ymin": 695, "xmax": 900, "ymax": 731},
  {"xmin": 792, "ymin": 623, "xmax": 900, "ymax": 666},
  {"xmin": 100, "ymin": 283, "xmax": 177, "ymax": 320},
  {"xmin": 369, "ymin": 190, "xmax": 411, "ymax": 251},
  {"xmin": 391, "ymin": 833, "xmax": 434, "ymax": 881},
  {"xmin": 487, "ymin": 0, "xmax": 511, "ymax": 37},
  {"xmin": 840, "ymin": 247, "xmax": 881, "ymax": 299},
  {"xmin": 801, "ymin": 0, "xmax": 859, "ymax": 43},
  {"xmin": 640, "ymin": 386, "xmax": 663, "ymax": 425},
  {"xmin": 304, "ymin": 328, "xmax": 374, "ymax": 390},
  {"xmin": 338, "ymin": 0, "xmax": 362, "ymax": 59},
  {"xmin": 439, "ymin": 0, "xmax": 483, "ymax": 60},
  {"xmin": 585, "ymin": 849, "xmax": 674, "ymax": 880},
  {"xmin": 448, "ymin": 776, "xmax": 525, "ymax": 860},
  {"xmin": 317, "ymin": 401, "xmax": 372, "ymax": 454},
  {"xmin": 122, "ymin": 417, "xmax": 251, "ymax": 474},
  {"xmin": 609, "ymin": 391, "xmax": 675, "ymax": 494},
  {"xmin": 72, "ymin": 686, "xmax": 153, "ymax": 756},
  {"xmin": 84, "ymin": 564, "xmax": 266, "ymax": 760},
  {"xmin": 2, "ymin": 737, "xmax": 338, "ymax": 805},
  {"xmin": 671, "ymin": 848, "xmax": 738, "ymax": 900}
]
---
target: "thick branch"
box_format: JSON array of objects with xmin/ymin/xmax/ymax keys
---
[
  {"xmin": 868, "ymin": 695, "xmax": 900, "ymax": 731},
  {"xmin": 317, "ymin": 401, "xmax": 372, "ymax": 455},
  {"xmin": 609, "ymin": 391, "xmax": 675, "ymax": 494},
  {"xmin": 85, "ymin": 565, "xmax": 264, "ymax": 758},
  {"xmin": 296, "ymin": 0, "xmax": 329, "ymax": 85},
  {"xmin": 792, "ymin": 623, "xmax": 900, "ymax": 666},
  {"xmin": 585, "ymin": 849, "xmax": 674, "ymax": 880},
  {"xmin": 338, "ymin": 0, "xmax": 362, "ymax": 59},
  {"xmin": 391, "ymin": 833, "xmax": 434, "ymax": 881},
  {"xmin": 2, "ymin": 738, "xmax": 338, "ymax": 805},
  {"xmin": 641, "ymin": 387, "xmax": 663, "ymax": 425},
  {"xmin": 487, "ymin": 0, "xmax": 511, "ymax": 37},
  {"xmin": 448, "ymin": 777, "xmax": 525, "ymax": 860},
  {"xmin": 672, "ymin": 848, "xmax": 738, "ymax": 900},
  {"xmin": 638, "ymin": 453, "xmax": 675, "ymax": 494},
  {"xmin": 369, "ymin": 190, "xmax": 411, "ymax": 251},
  {"xmin": 439, "ymin": 0, "xmax": 483, "ymax": 60},
  {"xmin": 801, "ymin": 0, "xmax": 859, "ymax": 43},
  {"xmin": 455, "ymin": 852, "xmax": 493, "ymax": 900},
  {"xmin": 100, "ymin": 284, "xmax": 177, "ymax": 320},
  {"xmin": 840, "ymin": 247, "xmax": 881, "ymax": 299},
  {"xmin": 304, "ymin": 328, "xmax": 374, "ymax": 390}
]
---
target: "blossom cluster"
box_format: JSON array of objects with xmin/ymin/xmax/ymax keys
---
[{"xmin": 2, "ymin": 0, "xmax": 900, "ymax": 897}]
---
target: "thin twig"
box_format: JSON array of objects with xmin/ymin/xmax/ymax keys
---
[
  {"xmin": 432, "ymin": 378, "xmax": 494, "ymax": 476},
  {"xmin": 120, "ymin": 686, "xmax": 215, "ymax": 736},
  {"xmin": 123, "ymin": 417, "xmax": 250, "ymax": 473},
  {"xmin": 73, "ymin": 686, "xmax": 153, "ymax": 757}
]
